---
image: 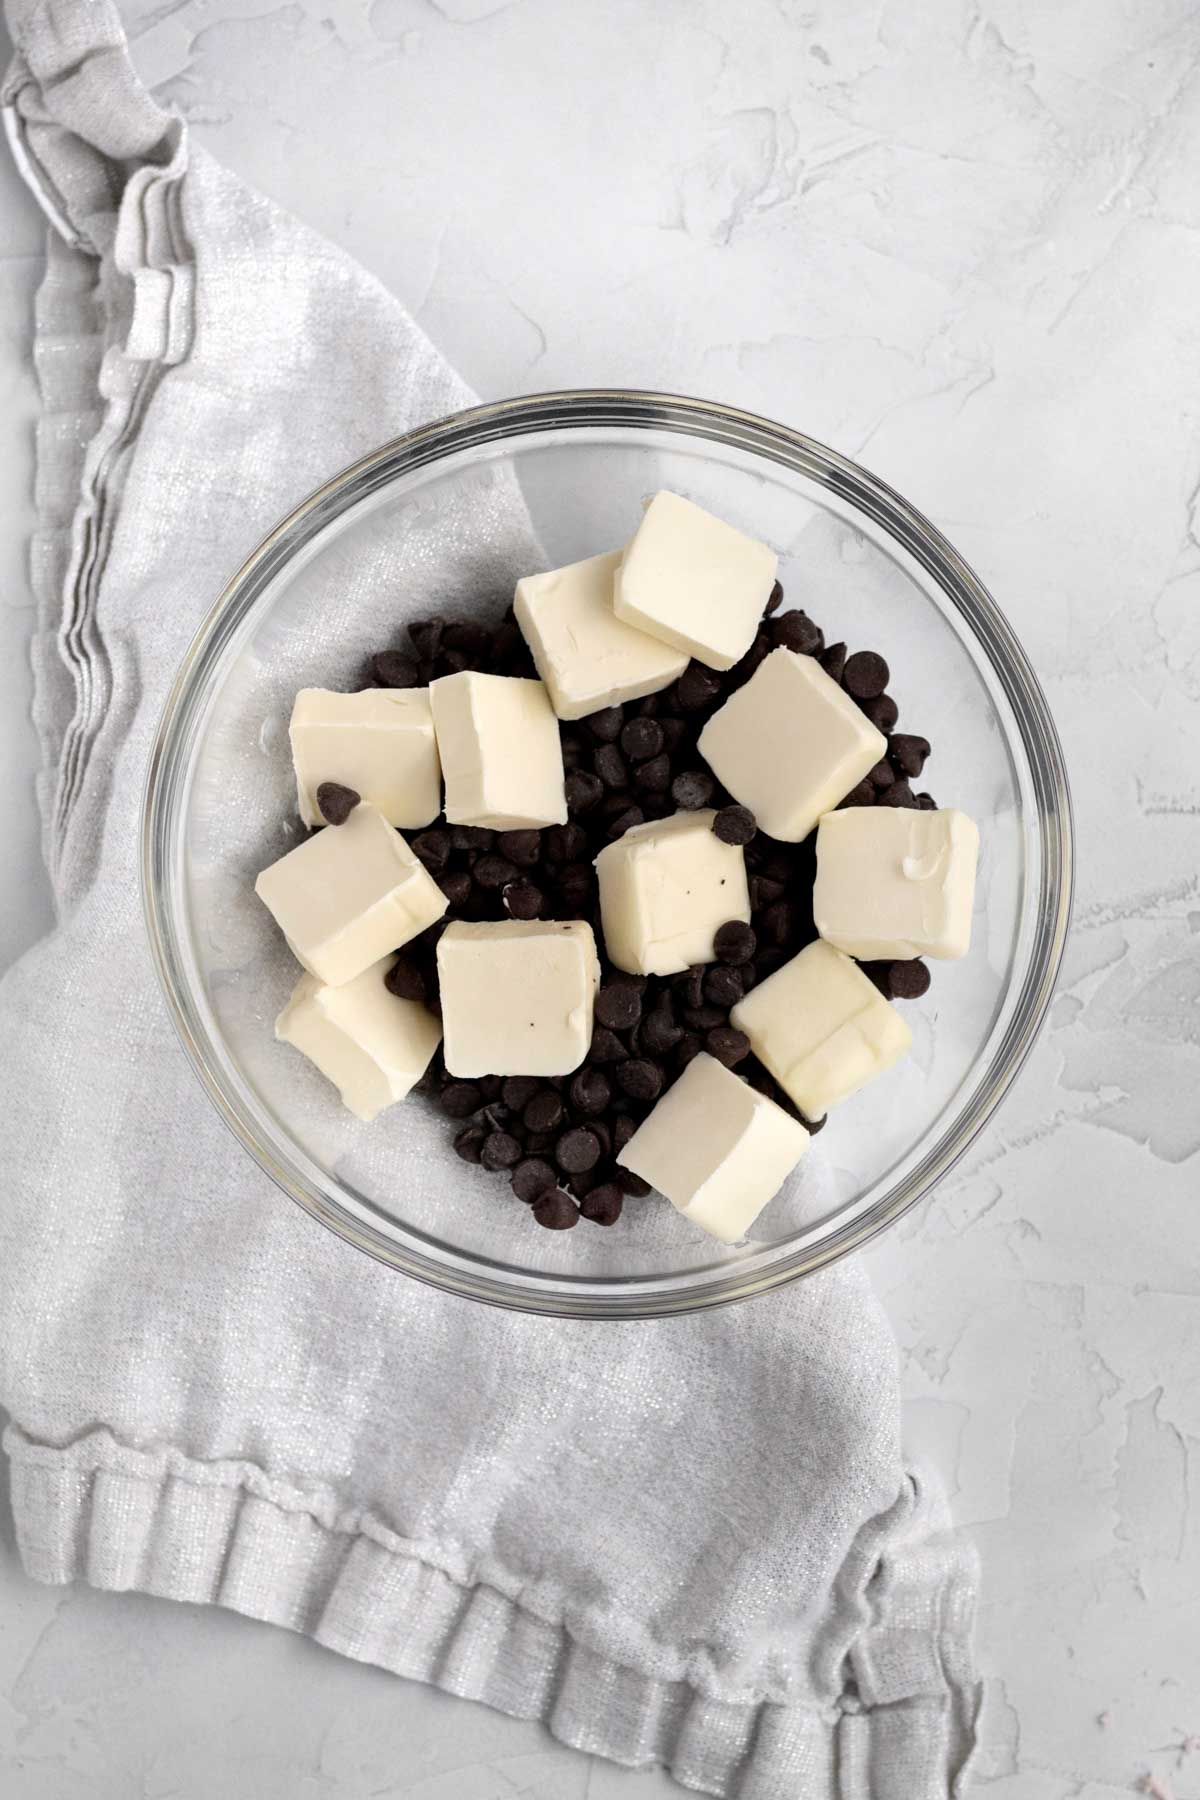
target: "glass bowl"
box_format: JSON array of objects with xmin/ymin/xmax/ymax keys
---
[{"xmin": 142, "ymin": 390, "xmax": 1072, "ymax": 1318}]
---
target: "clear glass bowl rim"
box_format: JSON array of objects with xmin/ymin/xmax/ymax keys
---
[{"xmin": 142, "ymin": 388, "xmax": 1074, "ymax": 1319}]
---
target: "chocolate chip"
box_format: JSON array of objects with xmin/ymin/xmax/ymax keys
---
[
  {"xmin": 640, "ymin": 1005, "xmax": 683, "ymax": 1054},
  {"xmin": 615, "ymin": 1058, "xmax": 662, "ymax": 1102},
  {"xmin": 714, "ymin": 920, "xmax": 756, "ymax": 965},
  {"xmin": 496, "ymin": 829, "xmax": 542, "ymax": 867},
  {"xmin": 820, "ymin": 641, "xmax": 847, "ymax": 682},
  {"xmin": 760, "ymin": 900, "xmax": 796, "ymax": 946},
  {"xmin": 438, "ymin": 869, "xmax": 472, "ymax": 909},
  {"xmin": 443, "ymin": 619, "xmax": 489, "ymax": 656},
  {"xmin": 453, "ymin": 1124, "xmax": 486, "ymax": 1163},
  {"xmin": 888, "ymin": 959, "xmax": 931, "ymax": 999},
  {"xmin": 407, "ymin": 617, "xmax": 445, "ymax": 660},
  {"xmin": 586, "ymin": 705, "xmax": 625, "ymax": 742},
  {"xmin": 441, "ymin": 1081, "xmax": 483, "ymax": 1119},
  {"xmin": 868, "ymin": 758, "xmax": 894, "ymax": 789},
  {"xmin": 843, "ymin": 650, "xmax": 889, "ymax": 698},
  {"xmin": 500, "ymin": 1077, "xmax": 540, "ymax": 1111},
  {"xmin": 765, "ymin": 578, "xmax": 784, "ymax": 615},
  {"xmin": 617, "ymin": 1167, "xmax": 652, "ymax": 1197},
  {"xmin": 566, "ymin": 770, "xmax": 604, "ymax": 813},
  {"xmin": 889, "ymin": 734, "xmax": 930, "ymax": 779},
  {"xmin": 480, "ymin": 1130, "xmax": 522, "ymax": 1172},
  {"xmin": 672, "ymin": 769, "xmax": 715, "ymax": 809},
  {"xmin": 569, "ymin": 1068, "xmax": 611, "ymax": 1115},
  {"xmin": 682, "ymin": 1004, "xmax": 725, "ymax": 1031},
  {"xmin": 372, "ymin": 649, "xmax": 420, "ymax": 688},
  {"xmin": 771, "ymin": 610, "xmax": 822, "ymax": 654},
  {"xmin": 314, "ymin": 781, "xmax": 360, "ymax": 826},
  {"xmin": 451, "ymin": 825, "xmax": 494, "ymax": 852},
  {"xmin": 860, "ymin": 961, "xmax": 894, "ymax": 996},
  {"xmin": 595, "ymin": 984, "xmax": 642, "ymax": 1030},
  {"xmin": 512, "ymin": 1157, "xmax": 558, "ymax": 1202},
  {"xmin": 556, "ymin": 863, "xmax": 595, "ymax": 911},
  {"xmin": 532, "ymin": 1189, "xmax": 579, "ymax": 1230},
  {"xmin": 711, "ymin": 805, "xmax": 755, "ymax": 847},
  {"xmin": 593, "ymin": 744, "xmax": 628, "ymax": 789},
  {"xmin": 674, "ymin": 965, "xmax": 706, "ymax": 1009},
  {"xmin": 476, "ymin": 1074, "xmax": 503, "ymax": 1100},
  {"xmin": 620, "ymin": 717, "xmax": 664, "ymax": 761},
  {"xmin": 704, "ymin": 964, "xmax": 744, "ymax": 1007},
  {"xmin": 580, "ymin": 1184, "xmax": 624, "ymax": 1227},
  {"xmin": 877, "ymin": 781, "xmax": 916, "ymax": 808},
  {"xmin": 801, "ymin": 1111, "xmax": 826, "ymax": 1135},
  {"xmin": 544, "ymin": 822, "xmax": 587, "ymax": 864},
  {"xmin": 707, "ymin": 1026, "xmax": 751, "ymax": 1067},
  {"xmin": 524, "ymin": 1090, "xmax": 566, "ymax": 1134},
  {"xmin": 385, "ymin": 956, "xmax": 426, "ymax": 1001},
  {"xmin": 605, "ymin": 805, "xmax": 644, "ymax": 840},
  {"xmin": 634, "ymin": 753, "xmax": 671, "ymax": 794},
  {"xmin": 675, "ymin": 1032, "xmax": 703, "ymax": 1068},
  {"xmin": 566, "ymin": 1168, "xmax": 597, "ymax": 1200},
  {"xmin": 837, "ymin": 781, "xmax": 876, "ymax": 809},
  {"xmin": 861, "ymin": 694, "xmax": 899, "ymax": 733},
  {"xmin": 613, "ymin": 1115, "xmax": 637, "ymax": 1154},
  {"xmin": 589, "ymin": 1025, "xmax": 627, "ymax": 1064},
  {"xmin": 412, "ymin": 828, "xmax": 451, "ymax": 872},
  {"xmin": 474, "ymin": 854, "xmax": 519, "ymax": 889},
  {"xmin": 586, "ymin": 1117, "xmax": 613, "ymax": 1159},
  {"xmin": 915, "ymin": 791, "xmax": 937, "ymax": 811},
  {"xmin": 503, "ymin": 879, "xmax": 544, "ymax": 919},
  {"xmin": 676, "ymin": 665, "xmax": 723, "ymax": 712},
  {"xmin": 556, "ymin": 1126, "xmax": 601, "ymax": 1173}
]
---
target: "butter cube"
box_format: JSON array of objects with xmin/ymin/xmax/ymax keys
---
[
  {"xmin": 613, "ymin": 491, "xmax": 777, "ymax": 671},
  {"xmin": 513, "ymin": 549, "xmax": 688, "ymax": 720},
  {"xmin": 594, "ymin": 810, "xmax": 751, "ymax": 977},
  {"xmin": 290, "ymin": 687, "xmax": 440, "ymax": 829},
  {"xmin": 617, "ymin": 1052, "xmax": 809, "ymax": 1243},
  {"xmin": 437, "ymin": 920, "xmax": 599, "ymax": 1076},
  {"xmin": 731, "ymin": 939, "xmax": 912, "ymax": 1118},
  {"xmin": 255, "ymin": 802, "xmax": 447, "ymax": 987},
  {"xmin": 814, "ymin": 807, "xmax": 980, "ymax": 961},
  {"xmin": 429, "ymin": 671, "xmax": 567, "ymax": 828},
  {"xmin": 699, "ymin": 649, "xmax": 886, "ymax": 842},
  {"xmin": 276, "ymin": 956, "xmax": 441, "ymax": 1120}
]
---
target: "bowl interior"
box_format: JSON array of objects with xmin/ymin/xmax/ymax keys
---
[{"xmin": 149, "ymin": 395, "xmax": 1070, "ymax": 1315}]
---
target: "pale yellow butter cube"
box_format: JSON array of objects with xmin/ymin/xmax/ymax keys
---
[
  {"xmin": 290, "ymin": 687, "xmax": 440, "ymax": 829},
  {"xmin": 276, "ymin": 956, "xmax": 441, "ymax": 1120},
  {"xmin": 814, "ymin": 807, "xmax": 980, "ymax": 961},
  {"xmin": 594, "ymin": 810, "xmax": 751, "ymax": 977},
  {"xmin": 617, "ymin": 1052, "xmax": 809, "ymax": 1243},
  {"xmin": 699, "ymin": 649, "xmax": 886, "ymax": 843},
  {"xmin": 731, "ymin": 939, "xmax": 912, "ymax": 1118},
  {"xmin": 437, "ymin": 920, "xmax": 600, "ymax": 1077},
  {"xmin": 613, "ymin": 491, "xmax": 777, "ymax": 671},
  {"xmin": 429, "ymin": 671, "xmax": 567, "ymax": 828},
  {"xmin": 255, "ymin": 802, "xmax": 447, "ymax": 987},
  {"xmin": 513, "ymin": 549, "xmax": 688, "ymax": 720}
]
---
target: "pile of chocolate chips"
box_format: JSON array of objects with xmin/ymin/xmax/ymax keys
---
[{"xmin": 354, "ymin": 586, "xmax": 935, "ymax": 1232}]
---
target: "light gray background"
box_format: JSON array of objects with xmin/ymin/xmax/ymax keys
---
[{"xmin": 2, "ymin": 3, "xmax": 1199, "ymax": 1796}]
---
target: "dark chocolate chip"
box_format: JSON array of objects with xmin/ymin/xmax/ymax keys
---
[
  {"xmin": 501, "ymin": 1076, "xmax": 541, "ymax": 1111},
  {"xmin": 836, "ymin": 781, "xmax": 876, "ymax": 809},
  {"xmin": 477, "ymin": 1074, "xmax": 503, "ymax": 1100},
  {"xmin": 474, "ymin": 854, "xmax": 519, "ymax": 889},
  {"xmin": 820, "ymin": 641, "xmax": 847, "ymax": 682},
  {"xmin": 587, "ymin": 1117, "xmax": 613, "ymax": 1159},
  {"xmin": 385, "ymin": 956, "xmax": 426, "ymax": 1002},
  {"xmin": 441, "ymin": 1080, "xmax": 483, "ymax": 1119},
  {"xmin": 595, "ymin": 984, "xmax": 642, "ymax": 1030},
  {"xmin": 580, "ymin": 1184, "xmax": 624, "ymax": 1226},
  {"xmin": 682, "ymin": 1004, "xmax": 726, "ymax": 1031},
  {"xmin": 760, "ymin": 900, "xmax": 796, "ymax": 946},
  {"xmin": 877, "ymin": 781, "xmax": 916, "ymax": 808},
  {"xmin": 801, "ymin": 1111, "xmax": 827, "ymax": 1135},
  {"xmin": 586, "ymin": 705, "xmax": 625, "ymax": 743},
  {"xmin": 412, "ymin": 828, "xmax": 451, "ymax": 872},
  {"xmin": 860, "ymin": 961, "xmax": 894, "ymax": 996},
  {"xmin": 605, "ymin": 805, "xmax": 644, "ymax": 840},
  {"xmin": 915, "ymin": 792, "xmax": 937, "ymax": 811},
  {"xmin": 589, "ymin": 1025, "xmax": 627, "ymax": 1064},
  {"xmin": 889, "ymin": 734, "xmax": 930, "ymax": 779},
  {"xmin": 843, "ymin": 650, "xmax": 890, "ymax": 698},
  {"xmin": 615, "ymin": 1058, "xmax": 663, "ymax": 1102},
  {"xmin": 443, "ymin": 619, "xmax": 489, "ymax": 656},
  {"xmin": 496, "ymin": 829, "xmax": 542, "ymax": 867},
  {"xmin": 704, "ymin": 963, "xmax": 744, "ymax": 1007},
  {"xmin": 593, "ymin": 744, "xmax": 628, "ymax": 789},
  {"xmin": 770, "ymin": 610, "xmax": 822, "ymax": 654},
  {"xmin": 569, "ymin": 1068, "xmax": 612, "ymax": 1115},
  {"xmin": 617, "ymin": 1167, "xmax": 652, "ymax": 1197},
  {"xmin": 566, "ymin": 1168, "xmax": 597, "ymax": 1199},
  {"xmin": 634, "ymin": 753, "xmax": 671, "ymax": 794},
  {"xmin": 612, "ymin": 1115, "xmax": 638, "ymax": 1154},
  {"xmin": 620, "ymin": 717, "xmax": 664, "ymax": 762},
  {"xmin": 512, "ymin": 1157, "xmax": 558, "ymax": 1203},
  {"xmin": 674, "ymin": 965, "xmax": 706, "ymax": 1009},
  {"xmin": 889, "ymin": 958, "xmax": 931, "ymax": 999},
  {"xmin": 676, "ymin": 665, "xmax": 723, "ymax": 712},
  {"xmin": 675, "ymin": 1032, "xmax": 703, "ymax": 1068},
  {"xmin": 868, "ymin": 758, "xmax": 894, "ymax": 789},
  {"xmin": 714, "ymin": 920, "xmax": 757, "ymax": 965},
  {"xmin": 453, "ymin": 1124, "xmax": 486, "ymax": 1163},
  {"xmin": 556, "ymin": 863, "xmax": 595, "ymax": 910},
  {"xmin": 544, "ymin": 822, "xmax": 587, "ymax": 864},
  {"xmin": 765, "ymin": 578, "xmax": 784, "ymax": 616},
  {"xmin": 315, "ymin": 781, "xmax": 360, "ymax": 825},
  {"xmin": 671, "ymin": 769, "xmax": 715, "ymax": 809},
  {"xmin": 861, "ymin": 694, "xmax": 899, "ymax": 733},
  {"xmin": 524, "ymin": 1090, "xmax": 566, "ymax": 1134},
  {"xmin": 480, "ymin": 1130, "xmax": 523, "ymax": 1172},
  {"xmin": 706, "ymin": 1026, "xmax": 750, "ymax": 1067},
  {"xmin": 371, "ymin": 649, "xmax": 420, "ymax": 688},
  {"xmin": 407, "ymin": 617, "xmax": 445, "ymax": 659},
  {"xmin": 532, "ymin": 1189, "xmax": 579, "ymax": 1230},
  {"xmin": 712, "ymin": 805, "xmax": 756, "ymax": 846},
  {"xmin": 503, "ymin": 879, "xmax": 544, "ymax": 919},
  {"xmin": 641, "ymin": 1005, "xmax": 683, "ymax": 1053},
  {"xmin": 438, "ymin": 869, "xmax": 473, "ymax": 909},
  {"xmin": 556, "ymin": 1126, "xmax": 601, "ymax": 1174},
  {"xmin": 566, "ymin": 771, "xmax": 604, "ymax": 813},
  {"xmin": 451, "ymin": 825, "xmax": 494, "ymax": 852}
]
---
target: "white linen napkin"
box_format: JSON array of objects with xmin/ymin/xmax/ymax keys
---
[{"xmin": 0, "ymin": 4, "xmax": 979, "ymax": 1793}]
